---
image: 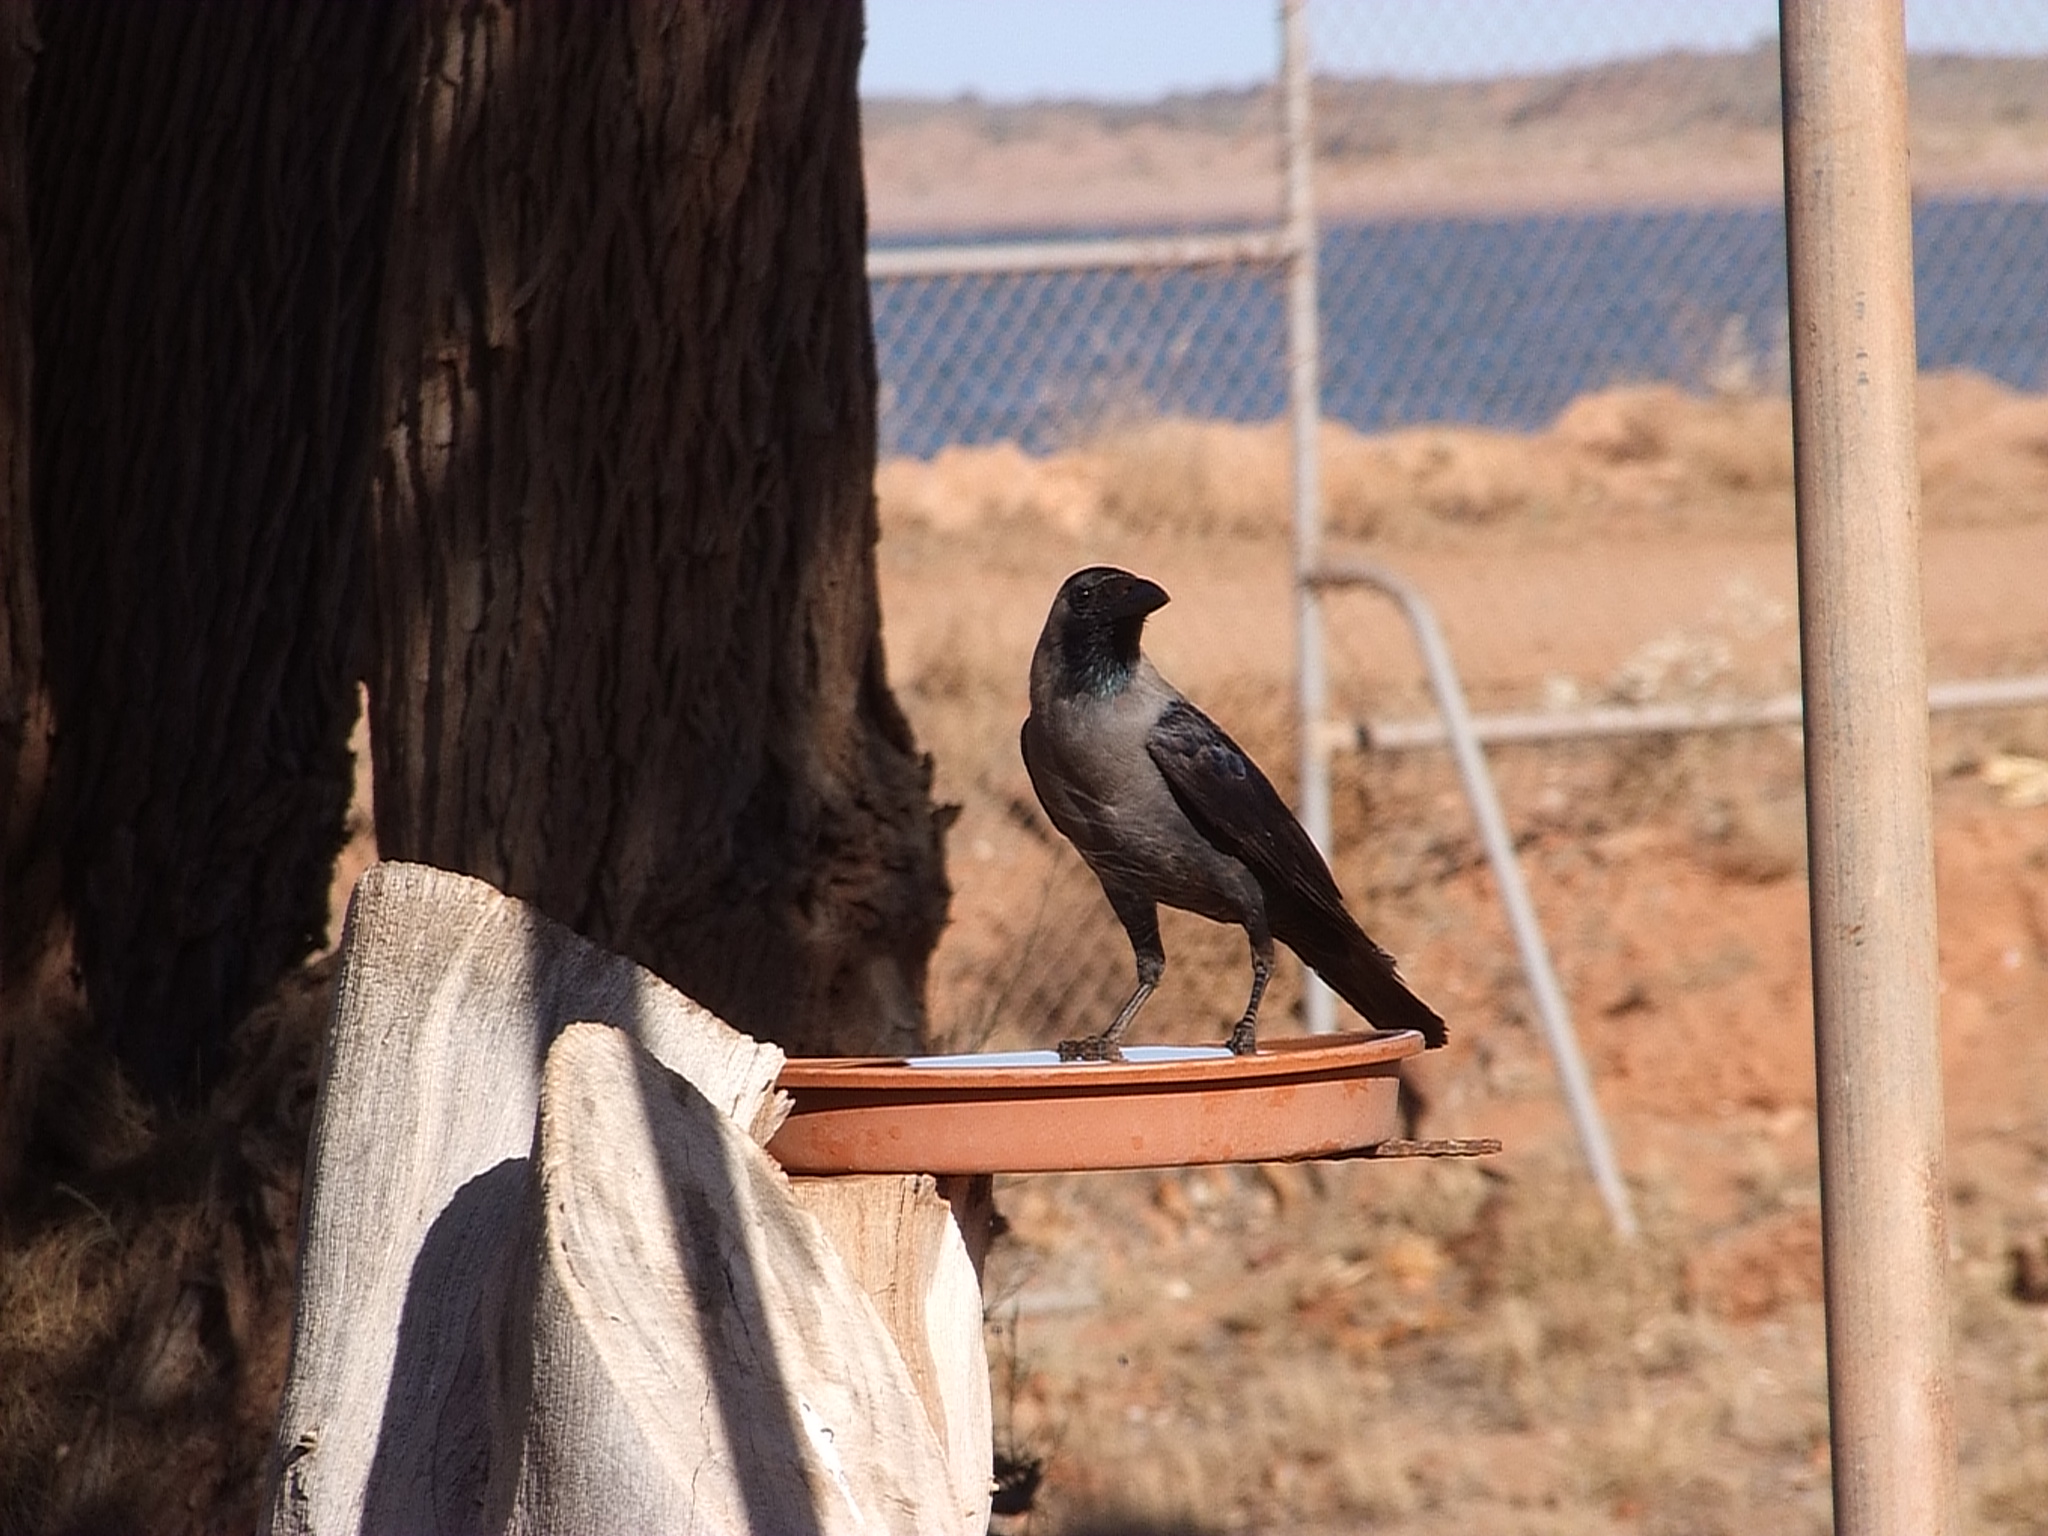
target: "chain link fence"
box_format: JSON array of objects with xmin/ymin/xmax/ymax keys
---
[
  {"xmin": 870, "ymin": 240, "xmax": 1290, "ymax": 458},
  {"xmin": 868, "ymin": 2, "xmax": 2048, "ymax": 452},
  {"xmin": 1307, "ymin": 3, "xmax": 2048, "ymax": 429},
  {"xmin": 862, "ymin": 5, "xmax": 2048, "ymax": 1215}
]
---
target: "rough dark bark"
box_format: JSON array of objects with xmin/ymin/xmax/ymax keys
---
[
  {"xmin": 0, "ymin": 0, "xmax": 62, "ymax": 1190},
  {"xmin": 0, "ymin": 0, "xmax": 33, "ymax": 865},
  {"xmin": 23, "ymin": 3, "xmax": 411, "ymax": 1102},
  {"xmin": 369, "ymin": 0, "xmax": 948, "ymax": 1057}
]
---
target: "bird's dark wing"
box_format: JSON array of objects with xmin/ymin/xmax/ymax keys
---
[
  {"xmin": 1148, "ymin": 698, "xmax": 1446, "ymax": 1046},
  {"xmin": 1144, "ymin": 699, "xmax": 1352, "ymax": 931}
]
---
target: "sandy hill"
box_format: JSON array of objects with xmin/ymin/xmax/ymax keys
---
[{"xmin": 864, "ymin": 45, "xmax": 2048, "ymax": 231}]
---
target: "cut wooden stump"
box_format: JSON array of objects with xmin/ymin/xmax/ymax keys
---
[
  {"xmin": 264, "ymin": 861, "xmax": 989, "ymax": 1536},
  {"xmin": 789, "ymin": 1173, "xmax": 994, "ymax": 1524},
  {"xmin": 504, "ymin": 1023, "xmax": 984, "ymax": 1532}
]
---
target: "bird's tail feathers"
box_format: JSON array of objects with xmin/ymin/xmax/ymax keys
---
[{"xmin": 1283, "ymin": 907, "xmax": 1447, "ymax": 1048}]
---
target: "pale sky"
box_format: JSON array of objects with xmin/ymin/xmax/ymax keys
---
[{"xmin": 861, "ymin": 2, "xmax": 2048, "ymax": 100}]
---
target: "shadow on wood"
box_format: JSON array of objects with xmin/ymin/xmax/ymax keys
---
[{"xmin": 264, "ymin": 862, "xmax": 989, "ymax": 1535}]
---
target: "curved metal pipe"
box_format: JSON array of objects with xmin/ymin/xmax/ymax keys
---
[{"xmin": 1310, "ymin": 557, "xmax": 1638, "ymax": 1240}]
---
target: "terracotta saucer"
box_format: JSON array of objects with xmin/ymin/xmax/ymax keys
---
[{"xmin": 766, "ymin": 1029, "xmax": 1425, "ymax": 1175}]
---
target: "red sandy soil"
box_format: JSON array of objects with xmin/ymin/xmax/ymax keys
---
[
  {"xmin": 6, "ymin": 378, "xmax": 2046, "ymax": 1536},
  {"xmin": 872, "ymin": 376, "xmax": 2048, "ymax": 1533}
]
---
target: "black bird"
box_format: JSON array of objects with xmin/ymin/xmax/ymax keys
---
[{"xmin": 1021, "ymin": 565, "xmax": 1446, "ymax": 1060}]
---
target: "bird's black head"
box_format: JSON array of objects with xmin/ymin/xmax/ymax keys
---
[{"xmin": 1050, "ymin": 565, "xmax": 1170, "ymax": 695}]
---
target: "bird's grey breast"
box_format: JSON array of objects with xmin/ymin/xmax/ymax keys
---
[
  {"xmin": 1026, "ymin": 670, "xmax": 1255, "ymax": 916},
  {"xmin": 1029, "ymin": 682, "xmax": 1174, "ymax": 842}
]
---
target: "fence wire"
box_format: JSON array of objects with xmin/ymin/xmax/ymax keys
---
[
  {"xmin": 868, "ymin": 2, "xmax": 2048, "ymax": 455},
  {"xmin": 872, "ymin": 259, "xmax": 1288, "ymax": 458}
]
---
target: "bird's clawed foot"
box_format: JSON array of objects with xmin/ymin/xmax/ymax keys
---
[
  {"xmin": 1058, "ymin": 1034, "xmax": 1125, "ymax": 1063},
  {"xmin": 1225, "ymin": 1018, "xmax": 1258, "ymax": 1056}
]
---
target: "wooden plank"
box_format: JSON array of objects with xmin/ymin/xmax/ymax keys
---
[
  {"xmin": 506, "ymin": 1025, "xmax": 985, "ymax": 1533},
  {"xmin": 264, "ymin": 862, "xmax": 988, "ymax": 1535},
  {"xmin": 791, "ymin": 1174, "xmax": 993, "ymax": 1529}
]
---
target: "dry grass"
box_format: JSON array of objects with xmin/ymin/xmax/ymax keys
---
[
  {"xmin": 878, "ymin": 372, "xmax": 2048, "ymax": 553},
  {"xmin": 0, "ymin": 963, "xmax": 331, "ymax": 1536},
  {"xmin": 974, "ymin": 751, "xmax": 2048, "ymax": 1532},
  {"xmin": 880, "ymin": 386, "xmax": 2048, "ymax": 1532},
  {"xmin": 986, "ymin": 1149, "xmax": 1837, "ymax": 1535},
  {"xmin": 5, "ymin": 379, "xmax": 2048, "ymax": 1533},
  {"xmin": 937, "ymin": 636, "xmax": 2048, "ymax": 1531}
]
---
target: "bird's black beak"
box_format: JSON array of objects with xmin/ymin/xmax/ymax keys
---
[{"xmin": 1104, "ymin": 574, "xmax": 1170, "ymax": 620}]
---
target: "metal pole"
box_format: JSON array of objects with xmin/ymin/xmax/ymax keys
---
[
  {"xmin": 866, "ymin": 229, "xmax": 1292, "ymax": 280},
  {"xmin": 1781, "ymin": 3, "xmax": 1957, "ymax": 1531},
  {"xmin": 1312, "ymin": 560, "xmax": 1637, "ymax": 1239},
  {"xmin": 1350, "ymin": 671, "xmax": 2048, "ymax": 751},
  {"xmin": 1281, "ymin": 0, "xmax": 1335, "ymax": 1034}
]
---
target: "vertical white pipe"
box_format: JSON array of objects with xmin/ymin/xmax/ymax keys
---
[
  {"xmin": 1780, "ymin": 3, "xmax": 1957, "ymax": 1531},
  {"xmin": 1281, "ymin": 0, "xmax": 1334, "ymax": 1034}
]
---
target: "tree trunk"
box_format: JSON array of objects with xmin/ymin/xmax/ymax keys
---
[
  {"xmin": 369, "ymin": 0, "xmax": 948, "ymax": 1058},
  {"xmin": 0, "ymin": 0, "xmax": 63, "ymax": 1190},
  {"xmin": 22, "ymin": 3, "xmax": 411, "ymax": 1103},
  {"xmin": 0, "ymin": 0, "xmax": 34, "ymax": 877}
]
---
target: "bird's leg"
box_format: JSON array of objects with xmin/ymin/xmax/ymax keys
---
[
  {"xmin": 1226, "ymin": 929, "xmax": 1275, "ymax": 1056},
  {"xmin": 1061, "ymin": 894, "xmax": 1162, "ymax": 1062},
  {"xmin": 1061, "ymin": 968, "xmax": 1156, "ymax": 1063}
]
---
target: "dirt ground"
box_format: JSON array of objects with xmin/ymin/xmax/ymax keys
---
[
  {"xmin": 4, "ymin": 378, "xmax": 2047, "ymax": 1535},
  {"xmin": 874, "ymin": 374, "xmax": 2048, "ymax": 1533}
]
